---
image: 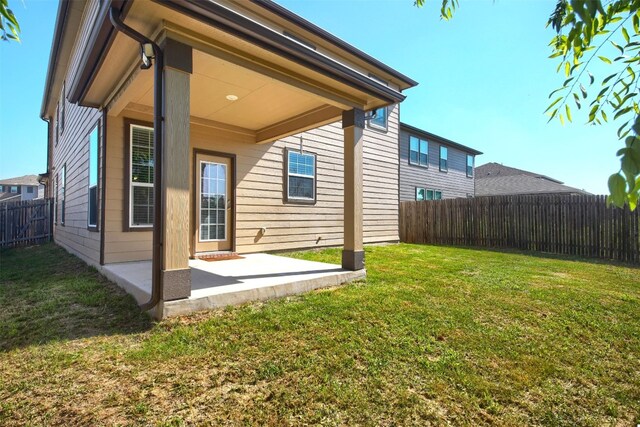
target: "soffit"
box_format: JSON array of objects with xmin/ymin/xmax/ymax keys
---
[{"xmin": 85, "ymin": 0, "xmax": 396, "ymax": 111}]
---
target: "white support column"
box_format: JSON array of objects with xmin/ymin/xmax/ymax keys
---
[
  {"xmin": 160, "ymin": 39, "xmax": 192, "ymax": 301},
  {"xmin": 342, "ymin": 108, "xmax": 365, "ymax": 271}
]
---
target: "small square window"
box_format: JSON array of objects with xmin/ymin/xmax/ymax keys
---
[
  {"xmin": 434, "ymin": 191, "xmax": 442, "ymax": 200},
  {"xmin": 416, "ymin": 187, "xmax": 425, "ymax": 201},
  {"xmin": 426, "ymin": 190, "xmax": 434, "ymax": 200},
  {"xmin": 10, "ymin": 186, "xmax": 18, "ymax": 193},
  {"xmin": 27, "ymin": 186, "xmax": 34, "ymax": 194}
]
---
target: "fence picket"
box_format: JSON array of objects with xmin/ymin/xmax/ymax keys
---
[
  {"xmin": 400, "ymin": 195, "xmax": 639, "ymax": 264},
  {"xmin": 0, "ymin": 199, "xmax": 54, "ymax": 248}
]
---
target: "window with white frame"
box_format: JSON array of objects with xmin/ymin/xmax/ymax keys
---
[
  {"xmin": 60, "ymin": 165, "xmax": 66, "ymax": 225},
  {"xmin": 467, "ymin": 154, "xmax": 474, "ymax": 177},
  {"xmin": 129, "ymin": 124, "xmax": 154, "ymax": 227},
  {"xmin": 369, "ymin": 106, "xmax": 388, "ymax": 131},
  {"xmin": 409, "ymin": 136, "xmax": 428, "ymax": 166},
  {"xmin": 439, "ymin": 146, "xmax": 448, "ymax": 172},
  {"xmin": 416, "ymin": 187, "xmax": 426, "ymax": 201},
  {"xmin": 27, "ymin": 186, "xmax": 34, "ymax": 194},
  {"xmin": 368, "ymin": 74, "xmax": 389, "ymax": 131},
  {"xmin": 285, "ymin": 149, "xmax": 316, "ymax": 203},
  {"xmin": 88, "ymin": 124, "xmax": 99, "ymax": 228},
  {"xmin": 434, "ymin": 190, "xmax": 442, "ymax": 200},
  {"xmin": 60, "ymin": 82, "xmax": 66, "ymax": 135},
  {"xmin": 10, "ymin": 186, "xmax": 17, "ymax": 193}
]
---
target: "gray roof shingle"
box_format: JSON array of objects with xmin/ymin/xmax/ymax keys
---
[{"xmin": 475, "ymin": 163, "xmax": 589, "ymax": 196}]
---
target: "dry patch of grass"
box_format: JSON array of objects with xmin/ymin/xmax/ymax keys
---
[{"xmin": 1, "ymin": 243, "xmax": 639, "ymax": 426}]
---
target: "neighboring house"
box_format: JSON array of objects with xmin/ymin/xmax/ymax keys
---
[
  {"xmin": 475, "ymin": 162, "xmax": 590, "ymax": 196},
  {"xmin": 399, "ymin": 123, "xmax": 483, "ymax": 201},
  {"xmin": 41, "ymin": 0, "xmax": 417, "ymax": 314},
  {"xmin": 0, "ymin": 175, "xmax": 44, "ymax": 203}
]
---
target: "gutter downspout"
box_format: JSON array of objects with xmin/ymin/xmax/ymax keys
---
[{"xmin": 109, "ymin": 7, "xmax": 164, "ymax": 312}]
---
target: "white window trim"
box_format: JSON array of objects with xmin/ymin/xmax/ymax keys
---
[
  {"xmin": 129, "ymin": 124, "xmax": 154, "ymax": 228},
  {"xmin": 198, "ymin": 160, "xmax": 228, "ymax": 243},
  {"xmin": 60, "ymin": 165, "xmax": 66, "ymax": 225},
  {"xmin": 439, "ymin": 146, "xmax": 448, "ymax": 172},
  {"xmin": 88, "ymin": 123, "xmax": 99, "ymax": 228},
  {"xmin": 286, "ymin": 150, "xmax": 316, "ymax": 202},
  {"xmin": 409, "ymin": 136, "xmax": 429, "ymax": 167}
]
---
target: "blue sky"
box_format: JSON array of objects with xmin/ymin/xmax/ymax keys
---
[{"xmin": 0, "ymin": 0, "xmax": 624, "ymax": 194}]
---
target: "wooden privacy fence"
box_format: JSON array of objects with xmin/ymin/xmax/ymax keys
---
[
  {"xmin": 400, "ymin": 195, "xmax": 640, "ymax": 264},
  {"xmin": 0, "ymin": 198, "xmax": 54, "ymax": 248}
]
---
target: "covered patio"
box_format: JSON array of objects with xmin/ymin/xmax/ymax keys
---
[
  {"xmin": 101, "ymin": 254, "xmax": 365, "ymax": 318},
  {"xmin": 68, "ymin": 0, "xmax": 414, "ymax": 318}
]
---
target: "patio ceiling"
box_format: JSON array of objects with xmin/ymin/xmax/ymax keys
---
[{"xmin": 77, "ymin": 0, "xmax": 411, "ymax": 143}]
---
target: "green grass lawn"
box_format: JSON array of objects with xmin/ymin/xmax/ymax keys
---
[{"xmin": 0, "ymin": 243, "xmax": 638, "ymax": 426}]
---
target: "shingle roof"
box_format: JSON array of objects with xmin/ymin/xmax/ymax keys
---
[
  {"xmin": 475, "ymin": 163, "xmax": 590, "ymax": 196},
  {"xmin": 0, "ymin": 175, "xmax": 41, "ymax": 186},
  {"xmin": 400, "ymin": 123, "xmax": 483, "ymax": 155}
]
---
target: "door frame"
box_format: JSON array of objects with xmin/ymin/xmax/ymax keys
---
[{"xmin": 191, "ymin": 148, "xmax": 237, "ymax": 256}]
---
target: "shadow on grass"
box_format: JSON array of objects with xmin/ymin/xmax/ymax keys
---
[
  {"xmin": 0, "ymin": 243, "xmax": 152, "ymax": 352},
  {"xmin": 408, "ymin": 242, "xmax": 640, "ymax": 269}
]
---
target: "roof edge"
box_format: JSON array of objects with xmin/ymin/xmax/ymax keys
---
[
  {"xmin": 250, "ymin": 0, "xmax": 419, "ymax": 89},
  {"xmin": 400, "ymin": 122, "xmax": 483, "ymax": 155},
  {"xmin": 40, "ymin": 0, "xmax": 71, "ymax": 119}
]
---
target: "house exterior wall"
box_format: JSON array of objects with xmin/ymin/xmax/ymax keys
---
[
  {"xmin": 46, "ymin": 0, "xmax": 403, "ymax": 266},
  {"xmin": 102, "ymin": 105, "xmax": 400, "ymax": 263},
  {"xmin": 399, "ymin": 128, "xmax": 475, "ymax": 201},
  {"xmin": 50, "ymin": 0, "xmax": 103, "ymax": 266},
  {"xmin": 20, "ymin": 185, "xmax": 38, "ymax": 201}
]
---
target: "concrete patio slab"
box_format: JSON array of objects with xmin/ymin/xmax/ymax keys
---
[{"xmin": 100, "ymin": 254, "xmax": 366, "ymax": 318}]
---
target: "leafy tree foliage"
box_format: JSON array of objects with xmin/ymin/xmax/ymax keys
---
[
  {"xmin": 416, "ymin": 0, "xmax": 640, "ymax": 210},
  {"xmin": 0, "ymin": 0, "xmax": 19, "ymax": 42}
]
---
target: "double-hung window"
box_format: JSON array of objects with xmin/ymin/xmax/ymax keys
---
[
  {"xmin": 439, "ymin": 146, "xmax": 448, "ymax": 172},
  {"xmin": 129, "ymin": 124, "xmax": 154, "ymax": 227},
  {"xmin": 59, "ymin": 165, "xmax": 66, "ymax": 225},
  {"xmin": 285, "ymin": 149, "xmax": 316, "ymax": 203},
  {"xmin": 466, "ymin": 154, "xmax": 474, "ymax": 177},
  {"xmin": 409, "ymin": 136, "xmax": 428, "ymax": 166},
  {"xmin": 88, "ymin": 124, "xmax": 99, "ymax": 228}
]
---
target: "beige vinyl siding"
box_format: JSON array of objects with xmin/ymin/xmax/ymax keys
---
[
  {"xmin": 399, "ymin": 129, "xmax": 475, "ymax": 201},
  {"xmin": 52, "ymin": 98, "xmax": 102, "ymax": 266},
  {"xmin": 50, "ymin": 0, "xmax": 103, "ymax": 266},
  {"xmin": 103, "ymin": 104, "xmax": 399, "ymax": 262}
]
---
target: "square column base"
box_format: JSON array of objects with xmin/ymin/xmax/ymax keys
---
[
  {"xmin": 161, "ymin": 268, "xmax": 191, "ymax": 301},
  {"xmin": 342, "ymin": 250, "xmax": 365, "ymax": 271}
]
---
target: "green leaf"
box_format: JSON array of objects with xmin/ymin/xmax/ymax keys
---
[
  {"xmin": 545, "ymin": 96, "xmax": 563, "ymax": 113},
  {"xmin": 611, "ymin": 41, "xmax": 624, "ymax": 55},
  {"xmin": 622, "ymin": 27, "xmax": 630, "ymax": 43},
  {"xmin": 598, "ymin": 56, "xmax": 612, "ymax": 64},
  {"xmin": 608, "ymin": 173, "xmax": 627, "ymax": 206},
  {"xmin": 580, "ymin": 83, "xmax": 588, "ymax": 98},
  {"xmin": 602, "ymin": 73, "xmax": 617, "ymax": 85},
  {"xmin": 588, "ymin": 71, "xmax": 595, "ymax": 85},
  {"xmin": 565, "ymin": 61, "xmax": 571, "ymax": 77},
  {"xmin": 566, "ymin": 104, "xmax": 572, "ymax": 122}
]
